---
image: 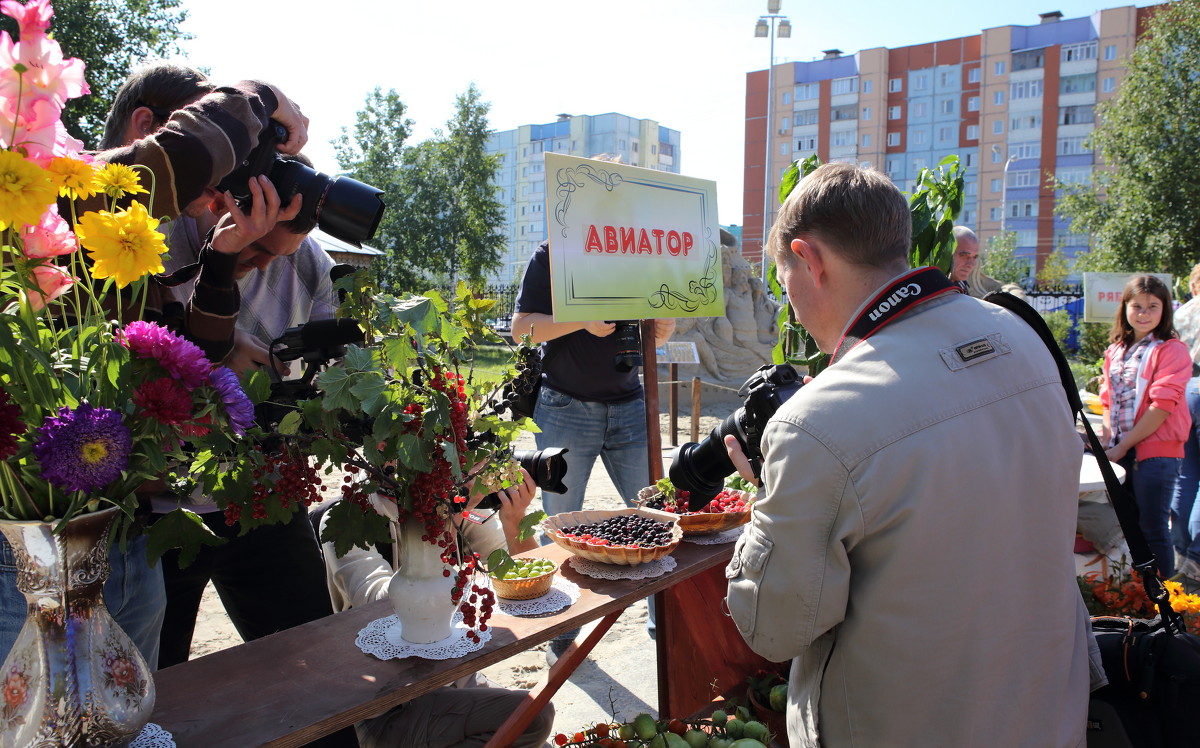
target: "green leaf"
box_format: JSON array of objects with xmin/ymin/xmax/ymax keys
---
[
  {"xmin": 315, "ymin": 367, "xmax": 358, "ymax": 412},
  {"xmin": 244, "ymin": 369, "xmax": 273, "ymax": 404},
  {"xmin": 778, "ymin": 161, "xmax": 801, "ymax": 204},
  {"xmin": 517, "ymin": 510, "xmax": 546, "ymax": 541},
  {"xmin": 487, "ymin": 548, "xmax": 513, "ymax": 577},
  {"xmin": 395, "ymin": 433, "xmax": 432, "ymax": 472},
  {"xmin": 350, "ymin": 371, "xmax": 390, "ymax": 416},
  {"xmin": 277, "ymin": 411, "xmax": 303, "ymax": 435},
  {"xmin": 321, "ymin": 499, "xmax": 392, "ymax": 558},
  {"xmin": 145, "ymin": 509, "xmax": 225, "ymax": 568}
]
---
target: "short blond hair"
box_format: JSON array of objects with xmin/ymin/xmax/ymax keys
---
[{"xmin": 770, "ymin": 163, "xmax": 910, "ymax": 268}]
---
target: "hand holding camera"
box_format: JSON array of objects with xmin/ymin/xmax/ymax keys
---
[{"xmin": 209, "ymin": 175, "xmax": 302, "ymax": 255}]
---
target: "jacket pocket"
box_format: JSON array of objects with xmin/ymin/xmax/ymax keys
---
[{"xmin": 725, "ymin": 527, "xmax": 774, "ymax": 639}]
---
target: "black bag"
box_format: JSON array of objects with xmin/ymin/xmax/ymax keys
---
[
  {"xmin": 984, "ymin": 292, "xmax": 1196, "ymax": 748},
  {"xmin": 1087, "ymin": 617, "xmax": 1200, "ymax": 748}
]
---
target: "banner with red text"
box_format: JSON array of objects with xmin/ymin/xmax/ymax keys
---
[
  {"xmin": 544, "ymin": 152, "xmax": 723, "ymax": 322},
  {"xmin": 1082, "ymin": 272, "xmax": 1173, "ymax": 323}
]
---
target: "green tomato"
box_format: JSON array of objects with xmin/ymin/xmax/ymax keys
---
[
  {"xmin": 769, "ymin": 683, "xmax": 788, "ymax": 713},
  {"xmin": 708, "ymin": 740, "xmax": 733, "ymax": 748},
  {"xmin": 710, "ymin": 710, "xmax": 727, "ymax": 726},
  {"xmin": 730, "ymin": 740, "xmax": 768, "ymax": 748},
  {"xmin": 618, "ymin": 723, "xmax": 637, "ymax": 740},
  {"xmin": 665, "ymin": 734, "xmax": 689, "ymax": 748},
  {"xmin": 724, "ymin": 718, "xmax": 745, "ymax": 739},
  {"xmin": 683, "ymin": 729, "xmax": 709, "ymax": 748},
  {"xmin": 741, "ymin": 721, "xmax": 768, "ymax": 742},
  {"xmin": 634, "ymin": 713, "xmax": 659, "ymax": 741}
]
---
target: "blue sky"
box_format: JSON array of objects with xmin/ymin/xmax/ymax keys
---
[{"xmin": 173, "ymin": 0, "xmax": 1159, "ymax": 226}]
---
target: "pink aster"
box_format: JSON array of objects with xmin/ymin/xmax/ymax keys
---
[
  {"xmin": 120, "ymin": 321, "xmax": 213, "ymax": 390},
  {"xmin": 22, "ymin": 205, "xmax": 76, "ymax": 257},
  {"xmin": 132, "ymin": 377, "xmax": 193, "ymax": 426}
]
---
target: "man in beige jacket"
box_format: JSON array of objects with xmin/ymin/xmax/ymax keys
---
[{"xmin": 724, "ymin": 164, "xmax": 1092, "ymax": 747}]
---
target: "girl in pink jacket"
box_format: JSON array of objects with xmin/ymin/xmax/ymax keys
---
[{"xmin": 1100, "ymin": 275, "xmax": 1193, "ymax": 577}]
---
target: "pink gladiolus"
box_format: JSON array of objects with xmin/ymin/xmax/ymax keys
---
[
  {"xmin": 26, "ymin": 263, "xmax": 73, "ymax": 310},
  {"xmin": 22, "ymin": 206, "xmax": 75, "ymax": 257},
  {"xmin": 1, "ymin": 0, "xmax": 53, "ymax": 36}
]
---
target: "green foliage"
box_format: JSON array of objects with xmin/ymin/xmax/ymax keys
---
[
  {"xmin": 334, "ymin": 84, "xmax": 505, "ymax": 293},
  {"xmin": 1078, "ymin": 322, "xmax": 1111, "ymax": 371},
  {"xmin": 0, "ymin": 0, "xmax": 191, "ymax": 148},
  {"xmin": 1042, "ymin": 310, "xmax": 1073, "ymax": 352},
  {"xmin": 1055, "ymin": 0, "xmax": 1200, "ymax": 277},
  {"xmin": 1038, "ymin": 248, "xmax": 1072, "ymax": 285},
  {"xmin": 983, "ymin": 231, "xmax": 1031, "ymax": 285}
]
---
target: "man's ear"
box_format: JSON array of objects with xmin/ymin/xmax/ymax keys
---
[
  {"xmin": 129, "ymin": 106, "xmax": 158, "ymax": 140},
  {"xmin": 791, "ymin": 237, "xmax": 829, "ymax": 289}
]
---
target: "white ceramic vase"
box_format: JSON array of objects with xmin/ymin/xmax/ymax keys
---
[{"xmin": 386, "ymin": 517, "xmax": 458, "ymax": 645}]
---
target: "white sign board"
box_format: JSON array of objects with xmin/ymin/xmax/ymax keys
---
[
  {"xmin": 1082, "ymin": 272, "xmax": 1174, "ymax": 324},
  {"xmin": 655, "ymin": 341, "xmax": 700, "ymax": 365}
]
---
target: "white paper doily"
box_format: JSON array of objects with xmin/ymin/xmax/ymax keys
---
[
  {"xmin": 131, "ymin": 723, "xmax": 175, "ymax": 747},
  {"xmin": 567, "ymin": 554, "xmax": 677, "ymax": 579},
  {"xmin": 357, "ymin": 612, "xmax": 492, "ymax": 660},
  {"xmin": 494, "ymin": 576, "xmax": 580, "ymax": 616},
  {"xmin": 685, "ymin": 526, "xmax": 746, "ymax": 545}
]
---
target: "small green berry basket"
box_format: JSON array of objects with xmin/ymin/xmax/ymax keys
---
[{"xmin": 491, "ymin": 558, "xmax": 558, "ymax": 600}]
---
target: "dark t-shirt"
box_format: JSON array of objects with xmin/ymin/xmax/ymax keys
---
[{"xmin": 513, "ymin": 242, "xmax": 642, "ymax": 403}]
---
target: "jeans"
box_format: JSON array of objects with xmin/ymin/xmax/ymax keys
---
[
  {"xmin": 1, "ymin": 534, "xmax": 165, "ymax": 668},
  {"xmin": 532, "ymin": 384, "xmax": 650, "ymax": 516},
  {"xmin": 1124, "ymin": 453, "xmax": 1183, "ymax": 578},
  {"xmin": 155, "ymin": 509, "xmax": 332, "ymax": 668},
  {"xmin": 1171, "ymin": 377, "xmax": 1200, "ymax": 567}
]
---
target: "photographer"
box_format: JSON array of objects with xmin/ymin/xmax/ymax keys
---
[{"xmin": 723, "ymin": 164, "xmax": 1092, "ymax": 747}]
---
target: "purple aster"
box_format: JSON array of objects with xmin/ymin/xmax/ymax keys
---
[
  {"xmin": 31, "ymin": 403, "xmax": 131, "ymax": 493},
  {"xmin": 120, "ymin": 321, "xmax": 213, "ymax": 390},
  {"xmin": 210, "ymin": 367, "xmax": 255, "ymax": 436}
]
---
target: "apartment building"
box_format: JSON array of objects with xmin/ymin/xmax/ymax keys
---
[
  {"xmin": 486, "ymin": 113, "xmax": 682, "ymax": 284},
  {"xmin": 743, "ymin": 4, "xmax": 1154, "ymax": 276}
]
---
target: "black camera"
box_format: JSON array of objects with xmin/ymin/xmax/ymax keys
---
[
  {"xmin": 611, "ymin": 320, "xmax": 642, "ymax": 372},
  {"xmin": 216, "ymin": 122, "xmax": 386, "ymax": 247},
  {"xmin": 668, "ymin": 364, "xmax": 803, "ymax": 507},
  {"xmin": 476, "ymin": 447, "xmax": 570, "ymax": 510}
]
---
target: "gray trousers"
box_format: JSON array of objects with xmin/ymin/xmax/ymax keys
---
[{"xmin": 356, "ymin": 686, "xmax": 554, "ymax": 748}]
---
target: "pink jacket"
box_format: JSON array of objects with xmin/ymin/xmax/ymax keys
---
[{"xmin": 1100, "ymin": 337, "xmax": 1193, "ymax": 460}]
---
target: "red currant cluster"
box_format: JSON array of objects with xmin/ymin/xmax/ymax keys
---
[
  {"xmin": 225, "ymin": 444, "xmax": 325, "ymax": 525},
  {"xmin": 449, "ymin": 550, "xmax": 496, "ymax": 642},
  {"xmin": 339, "ymin": 464, "xmax": 372, "ymax": 512}
]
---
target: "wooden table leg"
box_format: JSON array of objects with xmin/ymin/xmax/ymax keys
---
[{"xmin": 484, "ymin": 610, "xmax": 624, "ymax": 748}]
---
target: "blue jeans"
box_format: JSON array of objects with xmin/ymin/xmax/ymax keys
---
[
  {"xmin": 1, "ymin": 534, "xmax": 165, "ymax": 668},
  {"xmin": 1126, "ymin": 454, "xmax": 1182, "ymax": 578},
  {"xmin": 532, "ymin": 385, "xmax": 650, "ymax": 516},
  {"xmin": 1171, "ymin": 377, "xmax": 1200, "ymax": 567}
]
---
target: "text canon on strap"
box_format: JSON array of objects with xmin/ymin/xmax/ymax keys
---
[{"xmin": 830, "ymin": 267, "xmax": 961, "ymax": 365}]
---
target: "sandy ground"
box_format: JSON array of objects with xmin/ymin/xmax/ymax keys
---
[{"xmin": 187, "ymin": 392, "xmax": 733, "ymax": 742}]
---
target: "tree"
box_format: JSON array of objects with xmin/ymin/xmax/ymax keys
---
[
  {"xmin": 983, "ymin": 231, "xmax": 1032, "ymax": 285},
  {"xmin": 0, "ymin": 0, "xmax": 191, "ymax": 148},
  {"xmin": 1036, "ymin": 247, "xmax": 1072, "ymax": 286},
  {"xmin": 1056, "ymin": 0, "xmax": 1200, "ymax": 277}
]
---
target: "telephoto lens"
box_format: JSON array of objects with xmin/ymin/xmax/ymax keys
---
[
  {"xmin": 476, "ymin": 448, "xmax": 570, "ymax": 510},
  {"xmin": 611, "ymin": 321, "xmax": 642, "ymax": 372}
]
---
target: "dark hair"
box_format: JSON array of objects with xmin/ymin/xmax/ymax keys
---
[
  {"xmin": 276, "ymin": 152, "xmax": 318, "ymax": 236},
  {"xmin": 99, "ymin": 64, "xmax": 214, "ymax": 150},
  {"xmin": 1109, "ymin": 274, "xmax": 1177, "ymax": 347},
  {"xmin": 770, "ymin": 163, "xmax": 910, "ymax": 269}
]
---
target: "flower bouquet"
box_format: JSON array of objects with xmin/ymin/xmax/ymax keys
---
[{"xmin": 1078, "ymin": 557, "xmax": 1200, "ymax": 630}]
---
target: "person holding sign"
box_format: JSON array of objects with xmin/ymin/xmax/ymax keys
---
[{"xmin": 512, "ymin": 240, "xmax": 676, "ymax": 519}]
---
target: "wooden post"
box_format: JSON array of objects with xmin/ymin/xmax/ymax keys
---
[
  {"xmin": 642, "ymin": 320, "xmax": 663, "ymax": 482},
  {"xmin": 668, "ymin": 363, "xmax": 679, "ymax": 447},
  {"xmin": 691, "ymin": 376, "xmax": 702, "ymax": 444}
]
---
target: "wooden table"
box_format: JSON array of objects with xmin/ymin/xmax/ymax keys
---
[{"xmin": 150, "ymin": 538, "xmax": 774, "ymax": 746}]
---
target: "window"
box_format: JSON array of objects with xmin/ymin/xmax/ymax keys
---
[
  {"xmin": 885, "ymin": 159, "xmax": 900, "ymax": 176},
  {"xmin": 912, "ymin": 157, "xmax": 926, "ymax": 173},
  {"xmin": 780, "ymin": 142, "xmax": 789, "ymax": 156},
  {"xmin": 966, "ymin": 124, "xmax": 979, "ymax": 140},
  {"xmin": 1057, "ymin": 165, "xmax": 1092, "ymax": 185},
  {"xmin": 967, "ymin": 96, "xmax": 980, "ymax": 112},
  {"xmin": 1007, "ymin": 169, "xmax": 1040, "ymax": 188},
  {"xmin": 994, "ymin": 61, "xmax": 1007, "ymax": 76},
  {"xmin": 862, "ymin": 79, "xmax": 873, "ymax": 93},
  {"xmin": 782, "ymin": 92, "xmax": 792, "ymax": 105},
  {"xmin": 940, "ymin": 99, "xmax": 955, "ymax": 114},
  {"xmin": 940, "ymin": 70, "xmax": 956, "ymax": 87},
  {"xmin": 795, "ymin": 109, "xmax": 819, "ymax": 126},
  {"xmin": 861, "ymin": 107, "xmax": 872, "ymax": 121},
  {"xmin": 965, "ymin": 180, "xmax": 977, "ymax": 195},
  {"xmin": 964, "ymin": 152, "xmax": 974, "ymax": 167},
  {"xmin": 1061, "ymin": 41, "xmax": 1097, "ymax": 62},
  {"xmin": 912, "ymin": 129, "xmax": 928, "ymax": 145},
  {"xmin": 1104, "ymin": 44, "xmax": 1117, "ymax": 61},
  {"xmin": 1014, "ymin": 229, "xmax": 1038, "ymax": 247},
  {"xmin": 860, "ymin": 160, "xmax": 872, "ymax": 169},
  {"xmin": 1010, "ymin": 79, "xmax": 1044, "ymax": 99},
  {"xmin": 887, "ymin": 132, "xmax": 901, "ymax": 147},
  {"xmin": 781, "ymin": 117, "xmax": 790, "ymax": 130},
  {"xmin": 937, "ymin": 126, "xmax": 954, "ymax": 141},
  {"xmin": 992, "ymin": 149, "xmax": 1003, "ymax": 164},
  {"xmin": 990, "ymin": 207, "xmax": 1003, "ymax": 220},
  {"xmin": 651, "ymin": 144, "xmax": 657, "ymax": 154},
  {"xmin": 888, "ymin": 77, "xmax": 903, "ymax": 92},
  {"xmin": 912, "ymin": 101, "xmax": 928, "ymax": 118},
  {"xmin": 968, "ymin": 67, "xmax": 981, "ymax": 84},
  {"xmin": 831, "ymin": 105, "xmax": 857, "ymax": 121},
  {"xmin": 1055, "ymin": 231, "xmax": 1089, "ymax": 247},
  {"xmin": 861, "ymin": 133, "xmax": 872, "ymax": 148},
  {"xmin": 796, "ymin": 136, "xmax": 817, "ymax": 151},
  {"xmin": 831, "ymin": 130, "xmax": 854, "ymax": 147},
  {"xmin": 1010, "ymin": 113, "xmax": 1042, "ymax": 131},
  {"xmin": 796, "ymin": 83, "xmax": 819, "ymax": 100},
  {"xmin": 1011, "ymin": 141, "xmax": 1041, "ymax": 159},
  {"xmin": 1057, "ymin": 136, "xmax": 1091, "ymax": 156},
  {"xmin": 1009, "ymin": 200, "xmax": 1038, "ymax": 217},
  {"xmin": 963, "ymin": 210, "xmax": 974, "ymax": 226},
  {"xmin": 831, "ymin": 77, "xmax": 858, "ymax": 95},
  {"xmin": 1102, "ymin": 77, "xmax": 1116, "ymax": 93},
  {"xmin": 888, "ymin": 105, "xmax": 902, "ymax": 120},
  {"xmin": 994, "ymin": 90, "xmax": 1005, "ymax": 106},
  {"xmin": 1012, "ymin": 49, "xmax": 1045, "ymax": 71},
  {"xmin": 1060, "ymin": 105, "xmax": 1095, "ymax": 125},
  {"xmin": 1060, "ymin": 74, "xmax": 1096, "ymax": 94},
  {"xmin": 913, "ymin": 74, "xmax": 928, "ymax": 91},
  {"xmin": 992, "ymin": 119, "xmax": 1004, "ymax": 135}
]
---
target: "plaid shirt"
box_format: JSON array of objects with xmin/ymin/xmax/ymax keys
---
[{"xmin": 1108, "ymin": 335, "xmax": 1158, "ymax": 445}]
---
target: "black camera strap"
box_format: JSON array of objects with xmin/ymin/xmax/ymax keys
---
[{"xmin": 830, "ymin": 267, "xmax": 961, "ymax": 366}]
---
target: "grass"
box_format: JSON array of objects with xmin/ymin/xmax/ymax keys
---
[{"xmin": 466, "ymin": 343, "xmax": 516, "ymax": 385}]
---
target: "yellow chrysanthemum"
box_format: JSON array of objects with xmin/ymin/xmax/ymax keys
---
[
  {"xmin": 92, "ymin": 162, "xmax": 148, "ymax": 201},
  {"xmin": 75, "ymin": 201, "xmax": 166, "ymax": 288},
  {"xmin": 47, "ymin": 156, "xmax": 99, "ymax": 200},
  {"xmin": 0, "ymin": 149, "xmax": 57, "ymax": 231}
]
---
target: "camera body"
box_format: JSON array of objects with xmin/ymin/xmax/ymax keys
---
[
  {"xmin": 611, "ymin": 320, "xmax": 642, "ymax": 372},
  {"xmin": 216, "ymin": 122, "xmax": 386, "ymax": 247},
  {"xmin": 668, "ymin": 364, "xmax": 803, "ymax": 507}
]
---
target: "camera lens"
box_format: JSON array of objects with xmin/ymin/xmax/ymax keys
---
[
  {"xmin": 476, "ymin": 447, "xmax": 570, "ymax": 510},
  {"xmin": 611, "ymin": 321, "xmax": 642, "ymax": 373},
  {"xmin": 269, "ymin": 160, "xmax": 385, "ymax": 248},
  {"xmin": 668, "ymin": 411, "xmax": 748, "ymax": 508}
]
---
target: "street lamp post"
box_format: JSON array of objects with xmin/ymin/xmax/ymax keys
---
[
  {"xmin": 992, "ymin": 144, "xmax": 1018, "ymax": 235},
  {"xmin": 755, "ymin": 1, "xmax": 791, "ymax": 282}
]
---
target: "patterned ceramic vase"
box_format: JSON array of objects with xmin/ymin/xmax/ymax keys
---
[
  {"xmin": 0, "ymin": 506, "xmax": 154, "ymax": 747},
  {"xmin": 386, "ymin": 517, "xmax": 458, "ymax": 644}
]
